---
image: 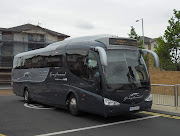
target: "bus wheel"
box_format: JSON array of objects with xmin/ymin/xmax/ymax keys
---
[
  {"xmin": 24, "ymin": 89, "xmax": 31, "ymax": 103},
  {"xmin": 68, "ymin": 95, "xmax": 79, "ymax": 116}
]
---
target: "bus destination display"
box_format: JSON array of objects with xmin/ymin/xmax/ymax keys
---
[{"xmin": 109, "ymin": 38, "xmax": 137, "ymax": 46}]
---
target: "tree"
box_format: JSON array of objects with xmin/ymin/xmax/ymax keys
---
[
  {"xmin": 128, "ymin": 26, "xmax": 149, "ymax": 64},
  {"xmin": 155, "ymin": 9, "xmax": 180, "ymax": 71},
  {"xmin": 155, "ymin": 37, "xmax": 175, "ymax": 70},
  {"xmin": 128, "ymin": 26, "xmax": 143, "ymax": 48}
]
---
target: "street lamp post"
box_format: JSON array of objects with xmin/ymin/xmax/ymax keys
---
[{"xmin": 136, "ymin": 18, "xmax": 144, "ymax": 46}]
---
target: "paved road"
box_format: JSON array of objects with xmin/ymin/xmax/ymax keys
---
[{"xmin": 0, "ymin": 95, "xmax": 180, "ymax": 136}]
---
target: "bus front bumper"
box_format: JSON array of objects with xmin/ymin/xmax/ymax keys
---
[{"xmin": 104, "ymin": 101, "xmax": 152, "ymax": 117}]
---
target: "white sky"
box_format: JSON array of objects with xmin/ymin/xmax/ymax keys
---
[{"xmin": 0, "ymin": 0, "xmax": 179, "ymax": 38}]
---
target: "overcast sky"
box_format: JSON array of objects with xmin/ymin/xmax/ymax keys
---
[{"xmin": 0, "ymin": 0, "xmax": 179, "ymax": 38}]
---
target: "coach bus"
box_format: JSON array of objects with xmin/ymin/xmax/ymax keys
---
[{"xmin": 12, "ymin": 35, "xmax": 159, "ymax": 117}]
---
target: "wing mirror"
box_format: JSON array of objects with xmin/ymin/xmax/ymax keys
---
[
  {"xmin": 141, "ymin": 49, "xmax": 160, "ymax": 67},
  {"xmin": 95, "ymin": 47, "xmax": 107, "ymax": 66}
]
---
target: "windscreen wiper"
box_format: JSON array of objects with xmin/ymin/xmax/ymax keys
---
[{"xmin": 127, "ymin": 66, "xmax": 135, "ymax": 84}]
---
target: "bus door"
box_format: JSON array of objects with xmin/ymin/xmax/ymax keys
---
[
  {"xmin": 84, "ymin": 51, "xmax": 100, "ymax": 94},
  {"xmin": 66, "ymin": 49, "xmax": 102, "ymax": 111}
]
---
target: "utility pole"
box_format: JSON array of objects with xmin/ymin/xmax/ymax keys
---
[{"xmin": 136, "ymin": 18, "xmax": 144, "ymax": 46}]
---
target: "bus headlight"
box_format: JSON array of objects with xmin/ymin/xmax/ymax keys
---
[
  {"xmin": 104, "ymin": 98, "xmax": 120, "ymax": 106},
  {"xmin": 145, "ymin": 94, "xmax": 152, "ymax": 102}
]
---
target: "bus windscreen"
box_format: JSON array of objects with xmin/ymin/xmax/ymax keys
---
[{"xmin": 109, "ymin": 38, "xmax": 137, "ymax": 46}]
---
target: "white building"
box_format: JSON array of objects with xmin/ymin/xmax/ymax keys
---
[{"xmin": 140, "ymin": 36, "xmax": 158, "ymax": 51}]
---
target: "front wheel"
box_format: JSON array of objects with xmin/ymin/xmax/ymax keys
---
[
  {"xmin": 24, "ymin": 89, "xmax": 31, "ymax": 103},
  {"xmin": 68, "ymin": 95, "xmax": 79, "ymax": 116}
]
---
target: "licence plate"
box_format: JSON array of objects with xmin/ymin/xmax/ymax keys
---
[{"xmin": 129, "ymin": 106, "xmax": 140, "ymax": 111}]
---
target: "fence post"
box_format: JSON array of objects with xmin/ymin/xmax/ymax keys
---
[{"xmin": 175, "ymin": 84, "xmax": 178, "ymax": 110}]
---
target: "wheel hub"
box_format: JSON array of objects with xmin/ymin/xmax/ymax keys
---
[{"xmin": 70, "ymin": 98, "xmax": 77, "ymax": 111}]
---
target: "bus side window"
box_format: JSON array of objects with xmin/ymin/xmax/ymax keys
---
[
  {"xmin": 44, "ymin": 55, "xmax": 63, "ymax": 68},
  {"xmin": 24, "ymin": 57, "xmax": 32, "ymax": 69},
  {"xmin": 66, "ymin": 50, "xmax": 88, "ymax": 80},
  {"xmin": 66, "ymin": 50, "xmax": 99, "ymax": 85},
  {"xmin": 49, "ymin": 55, "xmax": 63, "ymax": 67}
]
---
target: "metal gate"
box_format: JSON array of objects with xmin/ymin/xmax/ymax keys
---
[{"xmin": 151, "ymin": 84, "xmax": 179, "ymax": 109}]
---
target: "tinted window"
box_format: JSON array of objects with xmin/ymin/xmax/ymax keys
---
[
  {"xmin": 24, "ymin": 57, "xmax": 32, "ymax": 68},
  {"xmin": 15, "ymin": 53, "xmax": 63, "ymax": 69},
  {"xmin": 44, "ymin": 55, "xmax": 63, "ymax": 67},
  {"xmin": 87, "ymin": 52, "xmax": 99, "ymax": 84},
  {"xmin": 66, "ymin": 50, "xmax": 99, "ymax": 84},
  {"xmin": 66, "ymin": 50, "xmax": 88, "ymax": 79}
]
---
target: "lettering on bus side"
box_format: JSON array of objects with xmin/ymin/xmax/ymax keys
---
[{"xmin": 49, "ymin": 72, "xmax": 68, "ymax": 81}]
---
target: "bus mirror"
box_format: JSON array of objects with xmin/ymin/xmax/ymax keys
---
[
  {"xmin": 95, "ymin": 47, "xmax": 107, "ymax": 66},
  {"xmin": 142, "ymin": 49, "xmax": 160, "ymax": 67}
]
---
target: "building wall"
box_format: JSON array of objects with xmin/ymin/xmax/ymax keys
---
[
  {"xmin": 150, "ymin": 41, "xmax": 158, "ymax": 51},
  {"xmin": 2, "ymin": 32, "xmax": 13, "ymax": 40},
  {"xmin": 13, "ymin": 42, "xmax": 28, "ymax": 56},
  {"xmin": 143, "ymin": 43, "xmax": 149, "ymax": 49},
  {"xmin": 0, "ymin": 31, "xmax": 59, "ymax": 67},
  {"xmin": 46, "ymin": 33, "xmax": 58, "ymax": 43},
  {"xmin": 0, "ymin": 31, "xmax": 2, "ymax": 40},
  {"xmin": 13, "ymin": 29, "xmax": 59, "ymax": 44},
  {"xmin": 14, "ymin": 33, "xmax": 28, "ymax": 42}
]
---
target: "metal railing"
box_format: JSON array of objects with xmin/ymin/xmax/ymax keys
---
[{"xmin": 151, "ymin": 84, "xmax": 179, "ymax": 109}]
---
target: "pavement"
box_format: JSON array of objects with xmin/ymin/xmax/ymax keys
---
[
  {"xmin": 151, "ymin": 104, "xmax": 180, "ymax": 116},
  {"xmin": 0, "ymin": 85, "xmax": 12, "ymax": 90}
]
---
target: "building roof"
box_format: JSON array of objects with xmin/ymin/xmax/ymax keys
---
[
  {"xmin": 140, "ymin": 36, "xmax": 152, "ymax": 44},
  {"xmin": 1, "ymin": 24, "xmax": 70, "ymax": 37},
  {"xmin": 150, "ymin": 38, "xmax": 158, "ymax": 43},
  {"xmin": 0, "ymin": 28, "xmax": 12, "ymax": 32},
  {"xmin": 0, "ymin": 28, "xmax": 7, "ymax": 31}
]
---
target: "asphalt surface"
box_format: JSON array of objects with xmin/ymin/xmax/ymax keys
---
[{"xmin": 0, "ymin": 95, "xmax": 180, "ymax": 136}]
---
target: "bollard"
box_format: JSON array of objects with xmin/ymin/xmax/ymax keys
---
[{"xmin": 175, "ymin": 85, "xmax": 178, "ymax": 110}]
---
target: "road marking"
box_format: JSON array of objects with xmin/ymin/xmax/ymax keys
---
[
  {"xmin": 0, "ymin": 134, "xmax": 6, "ymax": 136},
  {"xmin": 24, "ymin": 103, "xmax": 55, "ymax": 110},
  {"xmin": 35, "ymin": 115, "xmax": 159, "ymax": 136},
  {"xmin": 140, "ymin": 111, "xmax": 180, "ymax": 119}
]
